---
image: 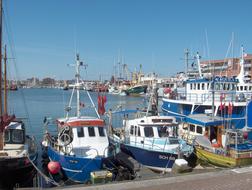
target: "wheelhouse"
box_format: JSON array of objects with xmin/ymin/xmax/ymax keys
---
[
  {"xmin": 56, "ymin": 117, "xmax": 108, "ymax": 157},
  {"xmin": 180, "ymin": 114, "xmax": 226, "ymax": 146},
  {"xmin": 4, "ymin": 121, "xmax": 25, "ymax": 145},
  {"xmin": 185, "ymin": 77, "xmax": 238, "ymax": 103}
]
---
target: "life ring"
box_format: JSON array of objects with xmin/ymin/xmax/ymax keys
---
[{"xmin": 59, "ymin": 132, "xmax": 72, "ymax": 146}]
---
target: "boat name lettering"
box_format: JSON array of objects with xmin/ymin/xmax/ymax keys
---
[
  {"xmin": 69, "ymin": 160, "xmax": 78, "ymax": 164},
  {"xmin": 159, "ymin": 155, "xmax": 176, "ymax": 160}
]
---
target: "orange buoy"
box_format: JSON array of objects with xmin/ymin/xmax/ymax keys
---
[{"xmin": 47, "ymin": 161, "xmax": 61, "ymax": 174}]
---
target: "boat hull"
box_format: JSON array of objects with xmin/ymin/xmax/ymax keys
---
[
  {"xmin": 196, "ymin": 147, "xmax": 252, "ymax": 167},
  {"xmin": 121, "ymin": 144, "xmax": 178, "ymax": 172},
  {"xmin": 125, "ymin": 85, "xmax": 147, "ymax": 96},
  {"xmin": 47, "ymin": 146, "xmax": 104, "ymax": 183},
  {"xmin": 162, "ymin": 98, "xmax": 246, "ymax": 129},
  {"xmin": 0, "ymin": 153, "xmax": 38, "ymax": 188}
]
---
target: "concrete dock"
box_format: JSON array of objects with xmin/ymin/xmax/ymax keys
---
[{"xmin": 19, "ymin": 166, "xmax": 252, "ymax": 190}]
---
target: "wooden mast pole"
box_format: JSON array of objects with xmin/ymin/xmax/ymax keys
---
[
  {"xmin": 0, "ymin": 0, "xmax": 3, "ymax": 117},
  {"xmin": 0, "ymin": 0, "xmax": 3, "ymax": 150},
  {"xmin": 4, "ymin": 45, "xmax": 7, "ymax": 115}
]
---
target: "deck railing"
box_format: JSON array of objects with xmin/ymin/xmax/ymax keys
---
[
  {"xmin": 125, "ymin": 136, "xmax": 181, "ymax": 154},
  {"xmin": 164, "ymin": 91, "xmax": 247, "ymax": 103}
]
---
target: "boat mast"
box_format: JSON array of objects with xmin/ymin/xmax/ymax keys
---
[
  {"xmin": 76, "ymin": 54, "xmax": 81, "ymax": 118},
  {"xmin": 196, "ymin": 52, "xmax": 202, "ymax": 78},
  {"xmin": 236, "ymin": 46, "xmax": 245, "ymax": 84},
  {"xmin": 0, "ymin": 0, "xmax": 3, "ymax": 151},
  {"xmin": 185, "ymin": 49, "xmax": 189, "ymax": 76},
  {"xmin": 0, "ymin": 0, "xmax": 2, "ymax": 117},
  {"xmin": 4, "ymin": 45, "xmax": 7, "ymax": 115}
]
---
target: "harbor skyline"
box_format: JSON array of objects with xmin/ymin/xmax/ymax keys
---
[{"xmin": 4, "ymin": 0, "xmax": 252, "ymax": 80}]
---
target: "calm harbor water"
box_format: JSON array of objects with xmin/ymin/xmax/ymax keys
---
[{"xmin": 8, "ymin": 88, "xmax": 146, "ymax": 142}]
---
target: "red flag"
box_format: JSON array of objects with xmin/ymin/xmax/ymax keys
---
[
  {"xmin": 228, "ymin": 102, "xmax": 233, "ymax": 115},
  {"xmin": 219, "ymin": 102, "xmax": 224, "ymax": 111},
  {"xmin": 98, "ymin": 95, "xmax": 106, "ymax": 115}
]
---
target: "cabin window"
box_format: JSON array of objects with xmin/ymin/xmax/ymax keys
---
[
  {"xmin": 98, "ymin": 127, "xmax": 105, "ymax": 137},
  {"xmin": 190, "ymin": 84, "xmax": 192, "ymax": 90},
  {"xmin": 196, "ymin": 126, "xmax": 203, "ymax": 134},
  {"xmin": 189, "ymin": 124, "xmax": 195, "ymax": 132},
  {"xmin": 144, "ymin": 127, "xmax": 154, "ymax": 137},
  {"xmin": 182, "ymin": 125, "xmax": 188, "ymax": 130},
  {"xmin": 202, "ymin": 83, "xmax": 205, "ymax": 90},
  {"xmin": 232, "ymin": 84, "xmax": 235, "ymax": 90},
  {"xmin": 240, "ymin": 86, "xmax": 243, "ymax": 91},
  {"xmin": 158, "ymin": 126, "xmax": 168, "ymax": 137},
  {"xmin": 223, "ymin": 83, "xmax": 226, "ymax": 90},
  {"xmin": 245, "ymin": 86, "xmax": 247, "ymax": 91},
  {"xmin": 237, "ymin": 86, "xmax": 239, "ymax": 91},
  {"xmin": 88, "ymin": 127, "xmax": 95, "ymax": 137},
  {"xmin": 207, "ymin": 83, "xmax": 210, "ymax": 90},
  {"xmin": 197, "ymin": 83, "xmax": 200, "ymax": 90},
  {"xmin": 137, "ymin": 127, "xmax": 141, "ymax": 136},
  {"xmin": 215, "ymin": 83, "xmax": 220, "ymax": 90},
  {"xmin": 77, "ymin": 127, "xmax": 84, "ymax": 137},
  {"xmin": 12, "ymin": 130, "xmax": 24, "ymax": 143},
  {"xmin": 193, "ymin": 83, "xmax": 196, "ymax": 90},
  {"xmin": 130, "ymin": 125, "xmax": 134, "ymax": 135},
  {"xmin": 4, "ymin": 130, "xmax": 10, "ymax": 142},
  {"xmin": 226, "ymin": 84, "xmax": 230, "ymax": 90},
  {"xmin": 250, "ymin": 86, "xmax": 252, "ymax": 91}
]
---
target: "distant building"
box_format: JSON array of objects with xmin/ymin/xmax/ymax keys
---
[
  {"xmin": 27, "ymin": 77, "xmax": 39, "ymax": 87},
  {"xmin": 41, "ymin": 77, "xmax": 55, "ymax": 87},
  {"xmin": 200, "ymin": 54, "xmax": 252, "ymax": 79}
]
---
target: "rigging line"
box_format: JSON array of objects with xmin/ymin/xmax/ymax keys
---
[
  {"xmin": 3, "ymin": 9, "xmax": 32, "ymax": 129},
  {"xmin": 205, "ymin": 29, "xmax": 211, "ymax": 75},
  {"xmin": 220, "ymin": 34, "xmax": 234, "ymax": 77}
]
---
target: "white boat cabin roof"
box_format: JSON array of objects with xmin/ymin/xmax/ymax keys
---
[
  {"xmin": 128, "ymin": 116, "xmax": 178, "ymax": 126},
  {"xmin": 6, "ymin": 121, "xmax": 23, "ymax": 130},
  {"xmin": 56, "ymin": 116, "xmax": 105, "ymax": 128}
]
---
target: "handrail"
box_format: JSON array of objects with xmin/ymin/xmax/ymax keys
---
[
  {"xmin": 164, "ymin": 91, "xmax": 243, "ymax": 103},
  {"xmin": 127, "ymin": 136, "xmax": 180, "ymax": 153}
]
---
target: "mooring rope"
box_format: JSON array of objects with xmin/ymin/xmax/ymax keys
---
[{"xmin": 27, "ymin": 153, "xmax": 60, "ymax": 187}]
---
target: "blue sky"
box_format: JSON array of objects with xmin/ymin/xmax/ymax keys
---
[{"xmin": 3, "ymin": 0, "xmax": 252, "ymax": 80}]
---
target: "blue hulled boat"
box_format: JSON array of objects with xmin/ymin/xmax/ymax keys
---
[
  {"xmin": 42, "ymin": 54, "xmax": 113, "ymax": 183},
  {"xmin": 109, "ymin": 86, "xmax": 196, "ymax": 172},
  {"xmin": 162, "ymin": 76, "xmax": 247, "ymax": 129},
  {"xmin": 119, "ymin": 115, "xmax": 196, "ymax": 172}
]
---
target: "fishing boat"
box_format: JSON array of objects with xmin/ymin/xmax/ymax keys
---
[
  {"xmin": 179, "ymin": 107, "xmax": 252, "ymax": 167},
  {"xmin": 109, "ymin": 85, "xmax": 196, "ymax": 172},
  {"xmin": 42, "ymin": 54, "xmax": 114, "ymax": 183},
  {"xmin": 0, "ymin": 1, "xmax": 38, "ymax": 187},
  {"xmin": 125, "ymin": 84, "xmax": 148, "ymax": 96},
  {"xmin": 161, "ymin": 53, "xmax": 247, "ymax": 129}
]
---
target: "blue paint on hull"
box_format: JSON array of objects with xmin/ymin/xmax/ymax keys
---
[
  {"xmin": 121, "ymin": 144, "xmax": 177, "ymax": 171},
  {"xmin": 47, "ymin": 146, "xmax": 103, "ymax": 183},
  {"xmin": 162, "ymin": 99, "xmax": 246, "ymax": 129}
]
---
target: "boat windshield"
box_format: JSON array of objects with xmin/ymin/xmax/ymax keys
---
[
  {"xmin": 4, "ymin": 129, "xmax": 25, "ymax": 144},
  {"xmin": 12, "ymin": 129, "xmax": 24, "ymax": 143},
  {"xmin": 157, "ymin": 126, "xmax": 177, "ymax": 138}
]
